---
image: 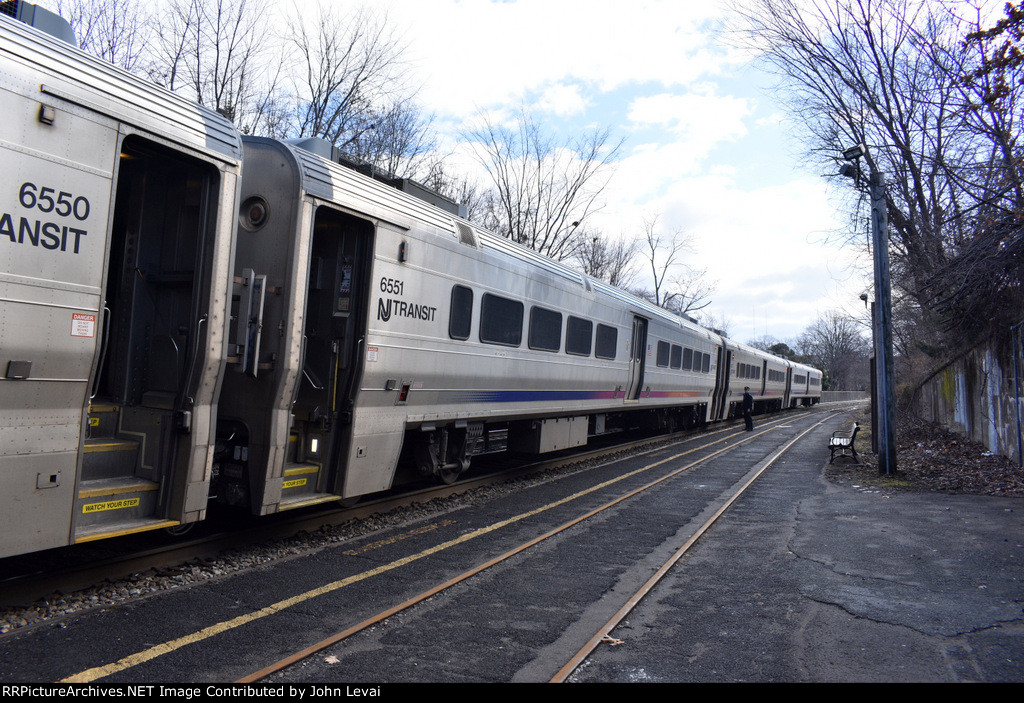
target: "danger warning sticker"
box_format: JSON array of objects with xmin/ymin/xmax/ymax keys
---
[{"xmin": 71, "ymin": 312, "xmax": 96, "ymax": 337}]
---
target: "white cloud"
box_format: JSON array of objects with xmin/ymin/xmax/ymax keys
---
[
  {"xmin": 628, "ymin": 91, "xmax": 751, "ymax": 146},
  {"xmin": 367, "ymin": 0, "xmax": 861, "ymax": 339},
  {"xmin": 536, "ymin": 82, "xmax": 590, "ymax": 117},
  {"xmin": 386, "ymin": 0, "xmax": 734, "ymax": 114}
]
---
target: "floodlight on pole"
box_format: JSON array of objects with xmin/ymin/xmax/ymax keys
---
[{"xmin": 843, "ymin": 143, "xmax": 866, "ymax": 161}]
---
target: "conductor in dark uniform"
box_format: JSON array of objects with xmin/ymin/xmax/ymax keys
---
[{"xmin": 742, "ymin": 387, "xmax": 754, "ymax": 431}]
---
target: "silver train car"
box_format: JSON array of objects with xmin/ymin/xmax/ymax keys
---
[
  {"xmin": 0, "ymin": 9, "xmax": 820, "ymax": 559},
  {"xmin": 1, "ymin": 8, "xmax": 241, "ymax": 557}
]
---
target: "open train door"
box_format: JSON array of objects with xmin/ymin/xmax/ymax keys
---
[
  {"xmin": 784, "ymin": 366, "xmax": 793, "ymax": 408},
  {"xmin": 710, "ymin": 346, "xmax": 733, "ymax": 421},
  {"xmin": 289, "ymin": 207, "xmax": 374, "ymax": 507},
  {"xmin": 0, "ymin": 14, "xmax": 240, "ymax": 557},
  {"xmin": 216, "ymin": 138, "xmax": 378, "ymax": 515},
  {"xmin": 81, "ymin": 135, "xmax": 235, "ymax": 543},
  {"xmin": 624, "ymin": 316, "xmax": 648, "ymax": 401}
]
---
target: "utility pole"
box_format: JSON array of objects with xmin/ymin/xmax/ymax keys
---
[
  {"xmin": 870, "ymin": 171, "xmax": 897, "ymax": 475},
  {"xmin": 842, "ymin": 145, "xmax": 897, "ymax": 474}
]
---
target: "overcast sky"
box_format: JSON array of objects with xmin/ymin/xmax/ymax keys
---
[{"xmin": 368, "ymin": 0, "xmax": 870, "ymax": 344}]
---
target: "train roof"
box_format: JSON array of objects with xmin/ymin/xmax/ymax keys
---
[
  {"xmin": 280, "ymin": 137, "xmax": 729, "ymax": 346},
  {"xmin": 280, "ymin": 137, "xmax": 829, "ymax": 373},
  {"xmin": 0, "ymin": 13, "xmax": 241, "ymax": 163}
]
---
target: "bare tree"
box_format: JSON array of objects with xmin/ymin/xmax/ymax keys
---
[
  {"xmin": 419, "ymin": 164, "xmax": 490, "ymax": 224},
  {"xmin": 919, "ymin": 3, "xmax": 1024, "ymax": 342},
  {"xmin": 148, "ymin": 0, "xmax": 282, "ymax": 133},
  {"xmin": 466, "ymin": 109, "xmax": 622, "ymax": 261},
  {"xmin": 729, "ymin": 0, "xmax": 1019, "ymax": 347},
  {"xmin": 796, "ymin": 310, "xmax": 870, "ymax": 390},
  {"xmin": 694, "ymin": 310, "xmax": 732, "ymax": 338},
  {"xmin": 747, "ymin": 335, "xmax": 782, "ymax": 353},
  {"xmin": 570, "ymin": 230, "xmax": 640, "ymax": 288},
  {"xmin": 635, "ymin": 214, "xmax": 715, "ymax": 315},
  {"xmin": 51, "ymin": 0, "xmax": 150, "ymax": 71},
  {"xmin": 343, "ymin": 99, "xmax": 441, "ymax": 180},
  {"xmin": 287, "ymin": 5, "xmax": 410, "ymax": 148}
]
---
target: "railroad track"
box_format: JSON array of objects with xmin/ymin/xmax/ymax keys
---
[
  {"xmin": 0, "ymin": 428, "xmax": 714, "ymax": 611},
  {"xmin": 0, "ymin": 403, "xmax": 860, "ymax": 635},
  {"xmin": 222, "ymin": 409, "xmax": 840, "ymax": 684}
]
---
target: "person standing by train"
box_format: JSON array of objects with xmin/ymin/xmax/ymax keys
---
[{"xmin": 743, "ymin": 387, "xmax": 754, "ymax": 431}]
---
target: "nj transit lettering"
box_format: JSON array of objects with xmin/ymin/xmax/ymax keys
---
[{"xmin": 0, "ymin": 213, "xmax": 88, "ymax": 253}]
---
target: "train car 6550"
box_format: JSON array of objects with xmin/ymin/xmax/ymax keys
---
[{"xmin": 0, "ymin": 7, "xmax": 241, "ymax": 556}]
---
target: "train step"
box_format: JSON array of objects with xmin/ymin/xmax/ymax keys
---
[
  {"xmin": 280, "ymin": 462, "xmax": 321, "ymax": 496},
  {"xmin": 277, "ymin": 493, "xmax": 343, "ymax": 512},
  {"xmin": 278, "ymin": 461, "xmax": 340, "ymax": 511},
  {"xmin": 74, "ymin": 518, "xmax": 181, "ymax": 544},
  {"xmin": 74, "ymin": 476, "xmax": 160, "ymax": 529},
  {"xmin": 82, "ymin": 437, "xmax": 140, "ymax": 481},
  {"xmin": 86, "ymin": 403, "xmax": 120, "ymax": 439}
]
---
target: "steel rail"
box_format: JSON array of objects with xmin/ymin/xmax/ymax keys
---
[
  {"xmin": 235, "ymin": 412, "xmax": 831, "ymax": 683},
  {"xmin": 549, "ymin": 415, "xmax": 830, "ymax": 682}
]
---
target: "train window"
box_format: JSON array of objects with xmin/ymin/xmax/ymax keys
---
[
  {"xmin": 595, "ymin": 324, "xmax": 617, "ymax": 360},
  {"xmin": 449, "ymin": 285, "xmax": 473, "ymax": 340},
  {"xmin": 670, "ymin": 345, "xmax": 682, "ymax": 369},
  {"xmin": 529, "ymin": 306, "xmax": 562, "ymax": 352},
  {"xmin": 701, "ymin": 352, "xmax": 710, "ymax": 373},
  {"xmin": 656, "ymin": 341, "xmax": 670, "ymax": 367},
  {"xmin": 566, "ymin": 316, "xmax": 593, "ymax": 356},
  {"xmin": 682, "ymin": 348, "xmax": 693, "ymax": 370},
  {"xmin": 480, "ymin": 293, "xmax": 523, "ymax": 347}
]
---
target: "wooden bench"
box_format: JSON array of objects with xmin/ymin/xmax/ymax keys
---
[{"xmin": 829, "ymin": 423, "xmax": 860, "ymax": 464}]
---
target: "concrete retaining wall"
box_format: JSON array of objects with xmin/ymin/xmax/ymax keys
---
[
  {"xmin": 821, "ymin": 391, "xmax": 869, "ymax": 403},
  {"xmin": 912, "ymin": 336, "xmax": 1024, "ymax": 465}
]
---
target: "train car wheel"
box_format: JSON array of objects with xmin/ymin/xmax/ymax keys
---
[
  {"xmin": 165, "ymin": 523, "xmax": 195, "ymax": 537},
  {"xmin": 436, "ymin": 466, "xmax": 461, "ymax": 485}
]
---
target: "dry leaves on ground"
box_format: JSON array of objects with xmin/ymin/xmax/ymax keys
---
[{"xmin": 827, "ymin": 411, "xmax": 1024, "ymax": 496}]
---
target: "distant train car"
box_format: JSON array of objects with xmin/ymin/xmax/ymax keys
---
[
  {"xmin": 788, "ymin": 361, "xmax": 823, "ymax": 407},
  {"xmin": 0, "ymin": 8, "xmax": 820, "ymax": 559},
  {"xmin": 0, "ymin": 10, "xmax": 241, "ymax": 557},
  {"xmin": 725, "ymin": 341, "xmax": 794, "ymax": 414}
]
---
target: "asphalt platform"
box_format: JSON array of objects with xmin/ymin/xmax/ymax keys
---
[{"xmin": 568, "ymin": 406, "xmax": 1024, "ymax": 683}]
